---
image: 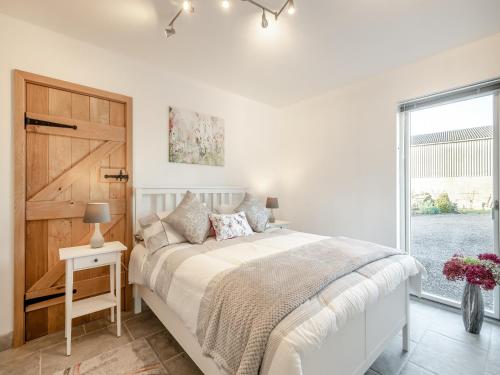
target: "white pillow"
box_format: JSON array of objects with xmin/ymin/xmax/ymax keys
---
[{"xmin": 209, "ymin": 211, "xmax": 254, "ymax": 241}]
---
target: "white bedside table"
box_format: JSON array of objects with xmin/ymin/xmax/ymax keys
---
[
  {"xmin": 59, "ymin": 241, "xmax": 127, "ymax": 356},
  {"xmin": 267, "ymin": 220, "xmax": 291, "ymax": 229}
]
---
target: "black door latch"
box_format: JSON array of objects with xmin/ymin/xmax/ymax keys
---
[{"xmin": 104, "ymin": 169, "xmax": 129, "ymax": 181}]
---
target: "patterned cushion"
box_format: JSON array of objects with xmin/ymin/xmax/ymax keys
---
[
  {"xmin": 138, "ymin": 214, "xmax": 169, "ymax": 254},
  {"xmin": 234, "ymin": 193, "xmax": 269, "ymax": 232},
  {"xmin": 209, "ymin": 212, "xmax": 254, "ymax": 241},
  {"xmin": 165, "ymin": 191, "xmax": 211, "ymax": 244}
]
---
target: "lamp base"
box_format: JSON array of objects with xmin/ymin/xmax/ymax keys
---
[
  {"xmin": 90, "ymin": 223, "xmax": 105, "ymax": 248},
  {"xmin": 269, "ymin": 209, "xmax": 276, "ymax": 223}
]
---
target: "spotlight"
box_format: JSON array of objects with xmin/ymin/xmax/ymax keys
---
[
  {"xmin": 287, "ymin": 0, "xmax": 295, "ymax": 15},
  {"xmin": 221, "ymin": 0, "xmax": 230, "ymax": 9},
  {"xmin": 182, "ymin": 0, "xmax": 194, "ymax": 13},
  {"xmin": 165, "ymin": 25, "xmax": 176, "ymax": 38},
  {"xmin": 261, "ymin": 9, "xmax": 268, "ymax": 28}
]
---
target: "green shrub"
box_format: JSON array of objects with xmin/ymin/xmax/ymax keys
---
[
  {"xmin": 435, "ymin": 192, "xmax": 456, "ymax": 213},
  {"xmin": 420, "ymin": 199, "xmax": 440, "ymax": 214}
]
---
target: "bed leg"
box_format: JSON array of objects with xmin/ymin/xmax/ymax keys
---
[
  {"xmin": 402, "ymin": 323, "xmax": 409, "ymax": 352},
  {"xmin": 402, "ymin": 280, "xmax": 410, "ymax": 352},
  {"xmin": 133, "ymin": 284, "xmax": 142, "ymax": 314}
]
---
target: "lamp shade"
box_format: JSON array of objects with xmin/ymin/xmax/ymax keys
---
[
  {"xmin": 83, "ymin": 202, "xmax": 111, "ymax": 224},
  {"xmin": 266, "ymin": 197, "xmax": 279, "ymax": 209}
]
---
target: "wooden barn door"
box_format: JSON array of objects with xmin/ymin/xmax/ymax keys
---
[{"xmin": 14, "ymin": 71, "xmax": 133, "ymax": 345}]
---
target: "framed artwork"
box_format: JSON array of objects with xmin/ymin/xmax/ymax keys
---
[{"xmin": 168, "ymin": 106, "xmax": 225, "ymax": 166}]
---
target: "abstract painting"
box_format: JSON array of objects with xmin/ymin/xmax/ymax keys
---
[{"xmin": 168, "ymin": 106, "xmax": 225, "ymax": 166}]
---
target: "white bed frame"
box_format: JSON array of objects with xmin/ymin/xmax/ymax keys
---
[{"xmin": 131, "ymin": 187, "xmax": 410, "ymax": 375}]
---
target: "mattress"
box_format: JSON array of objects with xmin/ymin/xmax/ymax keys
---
[{"xmin": 129, "ymin": 229, "xmax": 423, "ymax": 375}]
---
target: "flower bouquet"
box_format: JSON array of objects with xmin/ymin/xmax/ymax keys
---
[{"xmin": 443, "ymin": 253, "xmax": 500, "ymax": 334}]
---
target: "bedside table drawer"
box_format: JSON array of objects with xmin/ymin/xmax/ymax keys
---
[{"xmin": 74, "ymin": 252, "xmax": 117, "ymax": 270}]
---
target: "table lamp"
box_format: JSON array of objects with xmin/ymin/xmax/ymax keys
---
[
  {"xmin": 83, "ymin": 202, "xmax": 111, "ymax": 248},
  {"xmin": 266, "ymin": 197, "xmax": 279, "ymax": 223}
]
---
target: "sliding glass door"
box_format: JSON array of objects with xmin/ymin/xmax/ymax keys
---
[{"xmin": 400, "ymin": 85, "xmax": 500, "ymax": 319}]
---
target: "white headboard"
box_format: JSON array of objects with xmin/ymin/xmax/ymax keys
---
[{"xmin": 133, "ymin": 187, "xmax": 246, "ymax": 232}]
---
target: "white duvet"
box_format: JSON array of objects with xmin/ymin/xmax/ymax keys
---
[{"xmin": 129, "ymin": 229, "xmax": 423, "ymax": 375}]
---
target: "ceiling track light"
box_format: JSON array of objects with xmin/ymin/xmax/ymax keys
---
[
  {"xmin": 261, "ymin": 9, "xmax": 268, "ymax": 28},
  {"xmin": 164, "ymin": 0, "xmax": 296, "ymax": 39},
  {"xmin": 182, "ymin": 0, "xmax": 194, "ymax": 13}
]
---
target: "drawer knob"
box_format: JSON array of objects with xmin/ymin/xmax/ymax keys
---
[{"xmin": 94, "ymin": 258, "xmax": 98, "ymax": 263}]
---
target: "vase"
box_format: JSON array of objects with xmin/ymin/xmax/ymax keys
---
[{"xmin": 461, "ymin": 282, "xmax": 484, "ymax": 334}]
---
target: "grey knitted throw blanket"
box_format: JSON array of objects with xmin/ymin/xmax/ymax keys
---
[{"xmin": 196, "ymin": 237, "xmax": 400, "ymax": 375}]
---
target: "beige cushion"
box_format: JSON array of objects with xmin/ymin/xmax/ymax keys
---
[
  {"xmin": 209, "ymin": 211, "xmax": 254, "ymax": 241},
  {"xmin": 137, "ymin": 214, "xmax": 169, "ymax": 254},
  {"xmin": 234, "ymin": 193, "xmax": 269, "ymax": 232},
  {"xmin": 157, "ymin": 211, "xmax": 187, "ymax": 245},
  {"xmin": 165, "ymin": 191, "xmax": 211, "ymax": 244}
]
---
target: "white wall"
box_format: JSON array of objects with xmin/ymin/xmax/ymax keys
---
[
  {"xmin": 0, "ymin": 14, "xmax": 282, "ymax": 336},
  {"xmin": 279, "ymin": 32, "xmax": 500, "ymax": 247}
]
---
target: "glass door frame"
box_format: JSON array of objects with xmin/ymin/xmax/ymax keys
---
[{"xmin": 398, "ymin": 91, "xmax": 500, "ymax": 320}]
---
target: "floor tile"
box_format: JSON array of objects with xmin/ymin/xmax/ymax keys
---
[
  {"xmin": 426, "ymin": 307, "xmax": 492, "ymax": 350},
  {"xmin": 164, "ymin": 352, "xmax": 203, "ymax": 375},
  {"xmin": 485, "ymin": 347, "xmax": 500, "ymax": 375},
  {"xmin": 410, "ymin": 331, "xmax": 488, "ymax": 375},
  {"xmin": 489, "ymin": 323, "xmax": 500, "ymax": 349},
  {"xmin": 83, "ymin": 318, "xmax": 110, "ymax": 334},
  {"xmin": 370, "ymin": 335, "xmax": 415, "ymax": 375},
  {"xmin": 125, "ymin": 311, "xmax": 165, "ymax": 340},
  {"xmin": 146, "ymin": 330, "xmax": 183, "ymax": 364},
  {"xmin": 53, "ymin": 338, "xmax": 166, "ymax": 375},
  {"xmin": 0, "ymin": 351, "xmax": 40, "ymax": 375},
  {"xmin": 400, "ymin": 362, "xmax": 437, "ymax": 375},
  {"xmin": 40, "ymin": 324, "xmax": 132, "ymax": 375},
  {"xmin": 0, "ymin": 325, "xmax": 85, "ymax": 364}
]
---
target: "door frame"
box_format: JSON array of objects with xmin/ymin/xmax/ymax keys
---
[
  {"xmin": 398, "ymin": 90, "xmax": 500, "ymax": 320},
  {"xmin": 13, "ymin": 70, "xmax": 134, "ymax": 346}
]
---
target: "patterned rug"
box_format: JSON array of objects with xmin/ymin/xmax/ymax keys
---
[{"xmin": 54, "ymin": 339, "xmax": 166, "ymax": 375}]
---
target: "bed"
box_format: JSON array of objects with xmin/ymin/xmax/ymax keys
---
[{"xmin": 129, "ymin": 187, "xmax": 423, "ymax": 375}]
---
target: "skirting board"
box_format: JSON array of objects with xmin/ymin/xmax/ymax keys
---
[{"xmin": 0, "ymin": 331, "xmax": 13, "ymax": 352}]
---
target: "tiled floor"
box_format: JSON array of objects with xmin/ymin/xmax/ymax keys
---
[{"xmin": 0, "ymin": 299, "xmax": 498, "ymax": 374}]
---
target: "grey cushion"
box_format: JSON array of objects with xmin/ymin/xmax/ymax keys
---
[
  {"xmin": 165, "ymin": 191, "xmax": 211, "ymax": 244},
  {"xmin": 234, "ymin": 193, "xmax": 269, "ymax": 232}
]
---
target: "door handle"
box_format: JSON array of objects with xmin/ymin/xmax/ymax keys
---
[{"xmin": 493, "ymin": 200, "xmax": 499, "ymax": 220}]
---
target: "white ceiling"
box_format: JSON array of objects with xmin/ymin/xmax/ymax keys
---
[{"xmin": 1, "ymin": 0, "xmax": 500, "ymax": 107}]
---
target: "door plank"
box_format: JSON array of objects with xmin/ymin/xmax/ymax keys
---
[
  {"xmin": 71, "ymin": 93, "xmax": 91, "ymax": 282},
  {"xmin": 109, "ymin": 102, "xmax": 126, "ymax": 200},
  {"xmin": 27, "ymin": 199, "xmax": 126, "ymax": 220},
  {"xmin": 90, "ymin": 97, "xmax": 111, "ymax": 201},
  {"xmin": 28, "ymin": 141, "xmax": 123, "ymax": 202},
  {"xmin": 25, "ymin": 112, "xmax": 126, "ymax": 142},
  {"xmin": 24, "ymin": 83, "xmax": 50, "ymax": 343},
  {"xmin": 27, "ymin": 84, "xmax": 49, "ymax": 114},
  {"xmin": 25, "ymin": 221, "xmax": 48, "ymax": 290}
]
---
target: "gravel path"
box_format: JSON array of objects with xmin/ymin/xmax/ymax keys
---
[{"xmin": 411, "ymin": 213, "xmax": 494, "ymax": 311}]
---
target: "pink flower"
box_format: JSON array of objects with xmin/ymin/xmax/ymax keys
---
[
  {"xmin": 443, "ymin": 257, "xmax": 466, "ymax": 281},
  {"xmin": 478, "ymin": 253, "xmax": 500, "ymax": 264},
  {"xmin": 465, "ymin": 265, "xmax": 496, "ymax": 290}
]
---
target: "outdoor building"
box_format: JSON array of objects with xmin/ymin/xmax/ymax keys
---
[{"xmin": 411, "ymin": 126, "xmax": 493, "ymax": 211}]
